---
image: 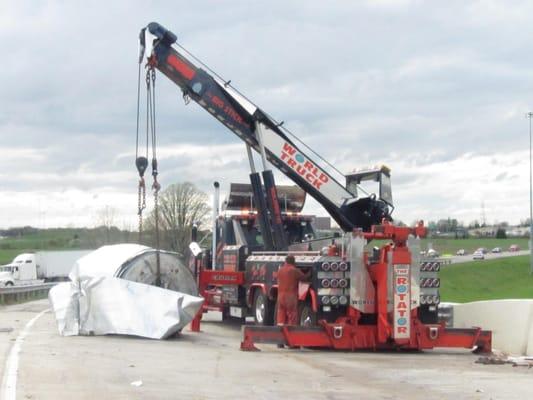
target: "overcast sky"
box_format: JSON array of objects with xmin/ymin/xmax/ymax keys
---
[{"xmin": 1, "ymin": 0, "xmax": 532, "ymax": 229}]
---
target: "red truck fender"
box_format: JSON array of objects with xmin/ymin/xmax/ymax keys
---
[{"xmin": 247, "ymin": 283, "xmax": 267, "ymax": 308}]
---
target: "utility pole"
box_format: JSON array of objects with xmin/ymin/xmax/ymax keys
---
[{"xmin": 527, "ymin": 112, "xmax": 533, "ymax": 275}]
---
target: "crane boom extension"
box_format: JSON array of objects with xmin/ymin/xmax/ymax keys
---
[{"xmin": 140, "ymin": 22, "xmax": 391, "ymax": 232}]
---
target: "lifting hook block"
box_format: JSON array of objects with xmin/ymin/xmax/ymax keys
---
[{"xmin": 136, "ymin": 156, "xmax": 148, "ymax": 177}]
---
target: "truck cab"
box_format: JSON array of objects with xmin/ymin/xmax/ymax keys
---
[
  {"xmin": 202, "ymin": 181, "xmax": 396, "ymax": 328},
  {"xmin": 212, "ymin": 183, "xmax": 316, "ymax": 269},
  {"xmin": 199, "ymin": 183, "xmax": 344, "ymax": 325},
  {"xmin": 346, "ymin": 165, "xmax": 393, "ymax": 207},
  {"xmin": 0, "ymin": 253, "xmax": 38, "ymax": 286}
]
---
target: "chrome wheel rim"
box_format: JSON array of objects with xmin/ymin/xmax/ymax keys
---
[{"xmin": 255, "ymin": 296, "xmax": 265, "ymax": 323}]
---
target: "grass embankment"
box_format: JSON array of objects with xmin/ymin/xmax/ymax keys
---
[
  {"xmin": 440, "ymin": 255, "xmax": 533, "ymax": 302},
  {"xmin": 0, "ymin": 249, "xmax": 22, "ymax": 266},
  {"xmin": 0, "ymin": 227, "xmax": 137, "ymax": 264}
]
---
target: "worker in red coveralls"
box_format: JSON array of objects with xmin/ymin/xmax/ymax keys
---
[{"xmin": 276, "ymin": 255, "xmax": 309, "ymax": 326}]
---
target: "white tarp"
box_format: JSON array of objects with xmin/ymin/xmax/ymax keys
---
[
  {"xmin": 69, "ymin": 244, "xmax": 149, "ymax": 280},
  {"xmin": 49, "ymin": 277, "xmax": 203, "ymax": 339},
  {"xmin": 48, "ymin": 244, "xmax": 204, "ymax": 339}
]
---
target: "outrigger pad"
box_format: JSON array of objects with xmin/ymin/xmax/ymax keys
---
[
  {"xmin": 240, "ymin": 325, "xmax": 286, "ymax": 351},
  {"xmin": 240, "ymin": 325, "xmax": 330, "ymax": 351}
]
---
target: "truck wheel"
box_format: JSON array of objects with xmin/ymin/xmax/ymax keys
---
[
  {"xmin": 299, "ymin": 302, "xmax": 317, "ymax": 327},
  {"xmin": 253, "ymin": 291, "xmax": 274, "ymax": 325},
  {"xmin": 5, "ymin": 282, "xmax": 13, "ymax": 287}
]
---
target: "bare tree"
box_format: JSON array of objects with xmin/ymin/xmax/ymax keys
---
[
  {"xmin": 145, "ymin": 182, "xmax": 210, "ymax": 257},
  {"xmin": 95, "ymin": 205, "xmax": 118, "ymax": 244}
]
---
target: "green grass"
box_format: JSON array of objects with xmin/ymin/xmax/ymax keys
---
[
  {"xmin": 0, "ymin": 249, "xmax": 23, "ymax": 265},
  {"xmin": 440, "ymin": 255, "xmax": 533, "ymax": 302},
  {"xmin": 0, "ymin": 227, "xmax": 138, "ymax": 265}
]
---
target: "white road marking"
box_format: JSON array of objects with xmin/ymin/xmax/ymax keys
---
[{"xmin": 1, "ymin": 308, "xmax": 49, "ymax": 400}]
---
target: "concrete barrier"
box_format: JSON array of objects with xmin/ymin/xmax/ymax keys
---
[{"xmin": 450, "ymin": 299, "xmax": 533, "ymax": 356}]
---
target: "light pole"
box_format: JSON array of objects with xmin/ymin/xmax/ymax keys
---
[{"xmin": 520, "ymin": 119, "xmax": 533, "ymax": 399}]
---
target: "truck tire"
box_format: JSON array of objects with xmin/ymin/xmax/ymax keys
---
[
  {"xmin": 253, "ymin": 290, "xmax": 274, "ymax": 326},
  {"xmin": 299, "ymin": 302, "xmax": 317, "ymax": 327},
  {"xmin": 5, "ymin": 282, "xmax": 13, "ymax": 287}
]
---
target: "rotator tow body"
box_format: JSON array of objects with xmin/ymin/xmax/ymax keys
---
[{"xmin": 240, "ymin": 222, "xmax": 491, "ymax": 352}]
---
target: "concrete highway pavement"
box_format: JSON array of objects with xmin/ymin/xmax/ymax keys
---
[
  {"xmin": 1, "ymin": 299, "xmax": 532, "ymax": 399},
  {"xmin": 444, "ymin": 250, "xmax": 529, "ymax": 265}
]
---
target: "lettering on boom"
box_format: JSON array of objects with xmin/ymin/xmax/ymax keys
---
[
  {"xmin": 393, "ymin": 264, "xmax": 411, "ymax": 340},
  {"xmin": 280, "ymin": 142, "xmax": 329, "ymax": 191},
  {"xmin": 205, "ymin": 91, "xmax": 246, "ymax": 128}
]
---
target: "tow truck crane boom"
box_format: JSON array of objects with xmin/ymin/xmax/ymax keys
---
[{"xmin": 139, "ymin": 22, "xmax": 391, "ymax": 233}]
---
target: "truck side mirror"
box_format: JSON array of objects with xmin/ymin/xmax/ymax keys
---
[
  {"xmin": 189, "ymin": 242, "xmax": 202, "ymax": 257},
  {"xmin": 379, "ymin": 173, "xmax": 393, "ymax": 206}
]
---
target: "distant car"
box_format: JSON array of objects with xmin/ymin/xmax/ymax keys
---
[
  {"xmin": 509, "ymin": 244, "xmax": 520, "ymax": 252},
  {"xmin": 427, "ymin": 249, "xmax": 440, "ymax": 258},
  {"xmin": 476, "ymin": 247, "xmax": 488, "ymax": 254},
  {"xmin": 473, "ymin": 250, "xmax": 485, "ymax": 260},
  {"xmin": 491, "ymin": 247, "xmax": 502, "ymax": 253},
  {"xmin": 456, "ymin": 249, "xmax": 466, "ymax": 256}
]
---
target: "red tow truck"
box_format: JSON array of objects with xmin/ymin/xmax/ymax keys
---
[
  {"xmin": 195, "ymin": 182, "xmax": 320, "ymax": 325},
  {"xmin": 137, "ymin": 22, "xmax": 492, "ymax": 353}
]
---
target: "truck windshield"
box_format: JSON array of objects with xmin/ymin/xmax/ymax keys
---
[
  {"xmin": 239, "ymin": 219, "xmax": 314, "ymax": 246},
  {"xmin": 285, "ymin": 220, "xmax": 315, "ymax": 243}
]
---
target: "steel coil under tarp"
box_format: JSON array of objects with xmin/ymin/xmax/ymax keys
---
[
  {"xmin": 50, "ymin": 244, "xmax": 203, "ymax": 339},
  {"xmin": 69, "ymin": 244, "xmax": 198, "ymax": 296}
]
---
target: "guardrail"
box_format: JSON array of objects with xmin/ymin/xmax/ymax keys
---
[{"xmin": 0, "ymin": 283, "xmax": 56, "ymax": 305}]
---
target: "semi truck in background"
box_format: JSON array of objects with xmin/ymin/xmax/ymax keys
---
[{"xmin": 0, "ymin": 250, "xmax": 91, "ymax": 286}]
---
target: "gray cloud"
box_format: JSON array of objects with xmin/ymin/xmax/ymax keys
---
[{"xmin": 1, "ymin": 0, "xmax": 532, "ymax": 227}]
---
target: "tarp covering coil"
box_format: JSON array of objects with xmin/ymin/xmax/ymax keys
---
[{"xmin": 49, "ymin": 244, "xmax": 203, "ymax": 339}]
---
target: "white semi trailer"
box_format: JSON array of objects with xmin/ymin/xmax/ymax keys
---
[{"xmin": 0, "ymin": 250, "xmax": 91, "ymax": 286}]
